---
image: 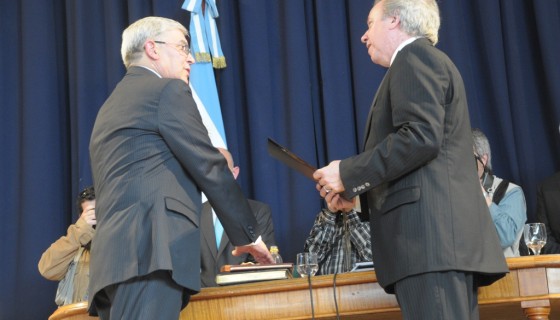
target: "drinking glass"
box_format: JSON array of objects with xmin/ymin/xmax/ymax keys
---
[
  {"xmin": 524, "ymin": 223, "xmax": 547, "ymax": 255},
  {"xmin": 296, "ymin": 252, "xmax": 318, "ymax": 277}
]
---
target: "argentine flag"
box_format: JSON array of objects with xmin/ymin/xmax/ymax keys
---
[{"xmin": 182, "ymin": 0, "xmax": 227, "ymax": 149}]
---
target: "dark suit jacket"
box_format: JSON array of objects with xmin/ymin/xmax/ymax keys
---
[
  {"xmin": 340, "ymin": 38, "xmax": 508, "ymax": 293},
  {"xmin": 537, "ymin": 172, "xmax": 560, "ymax": 254},
  {"xmin": 200, "ymin": 199, "xmax": 276, "ymax": 287},
  {"xmin": 88, "ymin": 67, "xmax": 260, "ymax": 311}
]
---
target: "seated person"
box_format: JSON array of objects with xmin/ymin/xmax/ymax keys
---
[
  {"xmin": 304, "ymin": 198, "xmax": 372, "ymax": 275},
  {"xmin": 473, "ymin": 128, "xmax": 527, "ymax": 257},
  {"xmin": 535, "ymin": 171, "xmax": 560, "ymax": 254},
  {"xmin": 200, "ymin": 148, "xmax": 277, "ymax": 287},
  {"xmin": 38, "ymin": 186, "xmax": 96, "ymax": 306}
]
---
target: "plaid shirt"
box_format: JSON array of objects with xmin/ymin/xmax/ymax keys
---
[{"xmin": 304, "ymin": 209, "xmax": 372, "ymax": 275}]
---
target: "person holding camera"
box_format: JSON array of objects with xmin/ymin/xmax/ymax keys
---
[
  {"xmin": 304, "ymin": 200, "xmax": 372, "ymax": 275},
  {"xmin": 473, "ymin": 128, "xmax": 527, "ymax": 257},
  {"xmin": 38, "ymin": 186, "xmax": 96, "ymax": 306}
]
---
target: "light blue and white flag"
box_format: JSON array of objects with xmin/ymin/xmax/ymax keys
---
[
  {"xmin": 191, "ymin": 88, "xmax": 226, "ymax": 148},
  {"xmin": 182, "ymin": 0, "xmax": 227, "ymax": 149}
]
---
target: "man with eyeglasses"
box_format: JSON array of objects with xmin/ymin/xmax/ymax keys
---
[
  {"xmin": 88, "ymin": 16, "xmax": 273, "ymax": 319},
  {"xmin": 473, "ymin": 128, "xmax": 527, "ymax": 257}
]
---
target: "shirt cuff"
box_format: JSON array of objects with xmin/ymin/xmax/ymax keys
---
[
  {"xmin": 346, "ymin": 210, "xmax": 362, "ymax": 225},
  {"xmin": 320, "ymin": 209, "xmax": 338, "ymax": 224},
  {"xmin": 250, "ymin": 235, "xmax": 262, "ymax": 246}
]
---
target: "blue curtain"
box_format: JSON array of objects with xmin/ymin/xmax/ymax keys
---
[{"xmin": 1, "ymin": 0, "xmax": 559, "ymax": 318}]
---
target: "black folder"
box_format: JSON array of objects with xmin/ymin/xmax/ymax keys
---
[{"xmin": 267, "ymin": 138, "xmax": 316, "ymax": 180}]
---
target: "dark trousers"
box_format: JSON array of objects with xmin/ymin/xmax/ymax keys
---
[
  {"xmin": 94, "ymin": 270, "xmax": 190, "ymax": 320},
  {"xmin": 395, "ymin": 271, "xmax": 479, "ymax": 320}
]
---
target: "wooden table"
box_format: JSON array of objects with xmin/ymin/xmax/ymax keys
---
[{"xmin": 49, "ymin": 255, "xmax": 560, "ymax": 320}]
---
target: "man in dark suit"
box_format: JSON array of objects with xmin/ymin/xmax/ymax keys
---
[
  {"xmin": 88, "ymin": 17, "xmax": 273, "ymax": 319},
  {"xmin": 313, "ymin": 0, "xmax": 508, "ymax": 319},
  {"xmin": 536, "ymin": 171, "xmax": 560, "ymax": 254},
  {"xmin": 200, "ymin": 148, "xmax": 277, "ymax": 287}
]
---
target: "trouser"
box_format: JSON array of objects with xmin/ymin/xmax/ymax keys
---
[
  {"xmin": 94, "ymin": 270, "xmax": 190, "ymax": 320},
  {"xmin": 395, "ymin": 271, "xmax": 479, "ymax": 320}
]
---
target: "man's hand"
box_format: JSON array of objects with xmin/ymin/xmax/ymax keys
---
[
  {"xmin": 232, "ymin": 240, "xmax": 274, "ymax": 264},
  {"xmin": 325, "ymin": 193, "xmax": 355, "ymax": 213},
  {"xmin": 313, "ymin": 160, "xmax": 344, "ymax": 197},
  {"xmin": 80, "ymin": 205, "xmax": 96, "ymax": 226}
]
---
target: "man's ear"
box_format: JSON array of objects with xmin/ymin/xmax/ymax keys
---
[
  {"xmin": 232, "ymin": 166, "xmax": 240, "ymax": 180},
  {"xmin": 388, "ymin": 15, "xmax": 400, "ymax": 30},
  {"xmin": 481, "ymin": 154, "xmax": 489, "ymax": 167},
  {"xmin": 145, "ymin": 40, "xmax": 159, "ymax": 59}
]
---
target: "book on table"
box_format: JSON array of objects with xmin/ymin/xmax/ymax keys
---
[
  {"xmin": 216, "ymin": 263, "xmax": 294, "ymax": 286},
  {"xmin": 220, "ymin": 262, "xmax": 293, "ymax": 272},
  {"xmin": 350, "ymin": 261, "xmax": 374, "ymax": 272}
]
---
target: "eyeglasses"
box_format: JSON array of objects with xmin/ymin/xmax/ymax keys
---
[
  {"xmin": 154, "ymin": 40, "xmax": 191, "ymax": 56},
  {"xmin": 474, "ymin": 154, "xmax": 484, "ymax": 168}
]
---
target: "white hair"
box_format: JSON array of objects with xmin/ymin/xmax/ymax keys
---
[
  {"xmin": 121, "ymin": 16, "xmax": 188, "ymax": 68},
  {"xmin": 376, "ymin": 0, "xmax": 440, "ymax": 45},
  {"xmin": 472, "ymin": 128, "xmax": 492, "ymax": 170}
]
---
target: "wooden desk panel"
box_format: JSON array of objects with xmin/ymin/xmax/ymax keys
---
[
  {"xmin": 182, "ymin": 255, "xmax": 560, "ymax": 320},
  {"xmin": 50, "ymin": 255, "xmax": 560, "ymax": 320}
]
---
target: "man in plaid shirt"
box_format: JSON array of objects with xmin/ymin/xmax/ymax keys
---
[{"xmin": 304, "ymin": 205, "xmax": 372, "ymax": 275}]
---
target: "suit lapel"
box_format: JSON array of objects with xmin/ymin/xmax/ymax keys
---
[{"xmin": 363, "ymin": 71, "xmax": 390, "ymax": 150}]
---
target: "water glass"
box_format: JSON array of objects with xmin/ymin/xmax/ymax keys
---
[
  {"xmin": 523, "ymin": 223, "xmax": 547, "ymax": 255},
  {"xmin": 296, "ymin": 252, "xmax": 318, "ymax": 277}
]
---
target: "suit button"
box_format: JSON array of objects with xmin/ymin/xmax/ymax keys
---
[
  {"xmin": 365, "ymin": 182, "xmax": 370, "ymax": 187},
  {"xmin": 353, "ymin": 188, "xmax": 357, "ymax": 192}
]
